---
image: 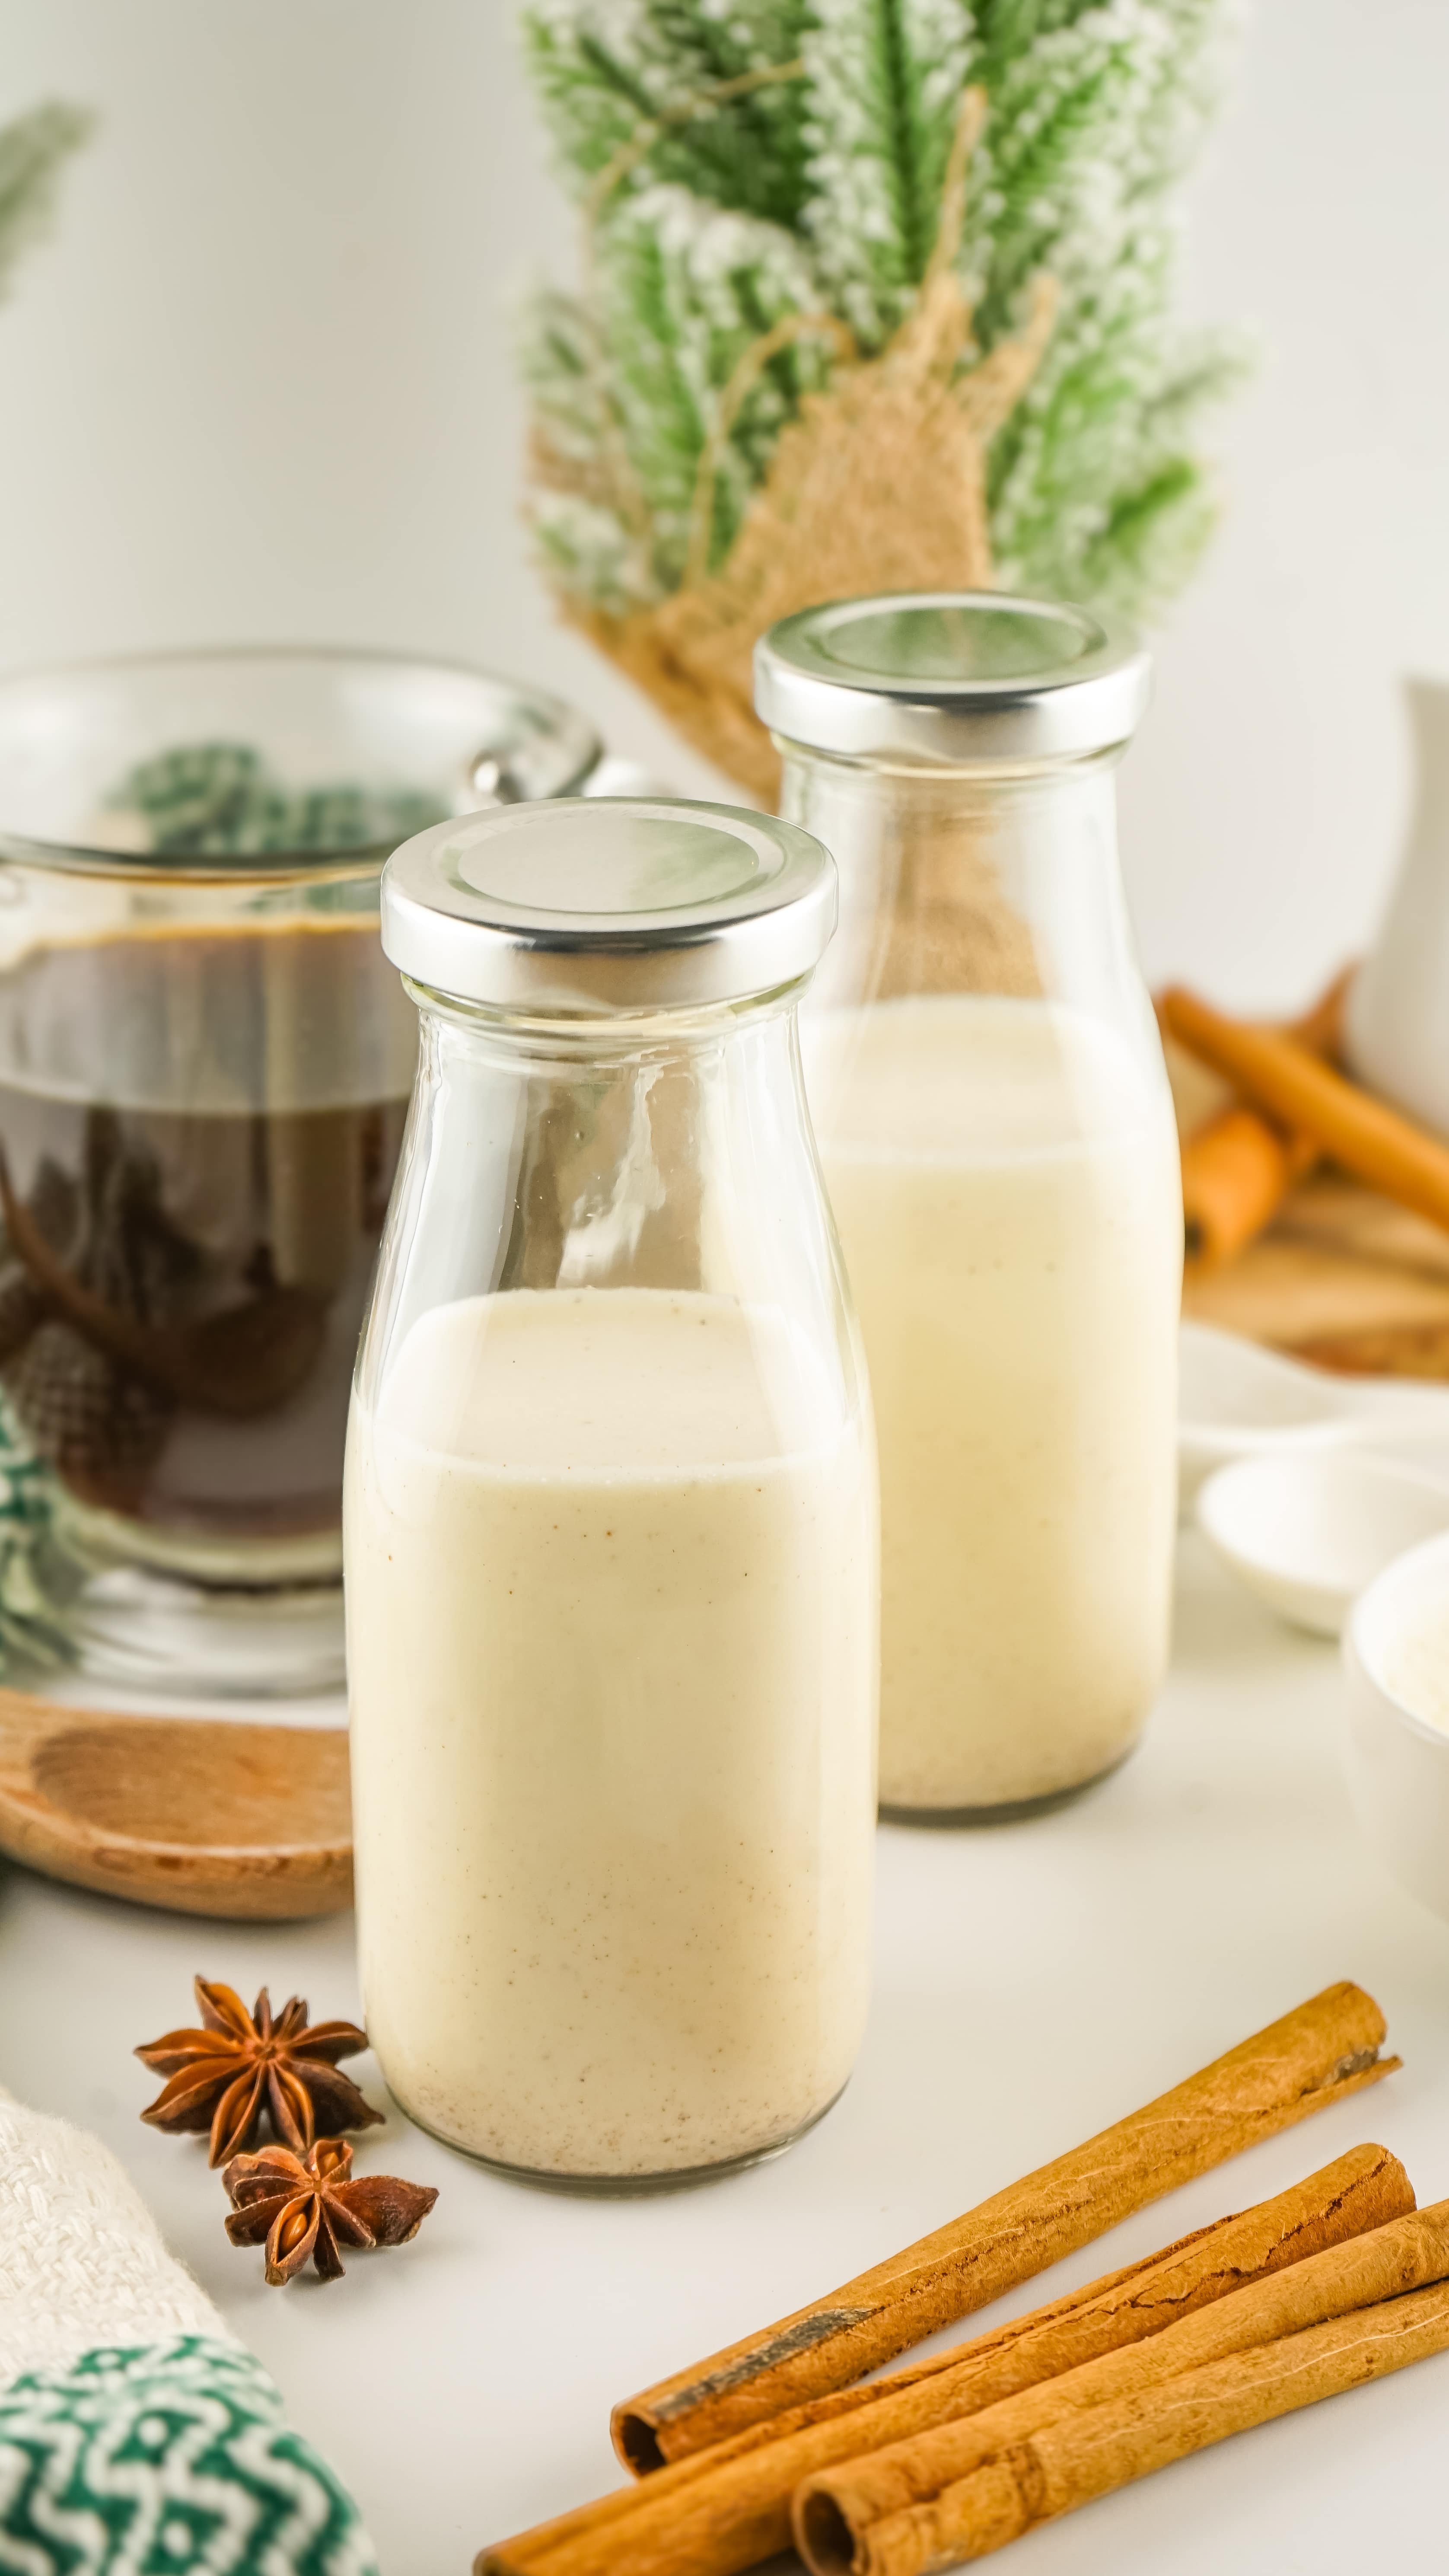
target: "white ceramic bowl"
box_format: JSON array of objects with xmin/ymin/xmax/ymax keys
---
[
  {"xmin": 1178, "ymin": 1320, "xmax": 1449, "ymax": 1509},
  {"xmin": 1344, "ymin": 1528, "xmax": 1449, "ymax": 1920},
  {"xmin": 1198, "ymin": 1452, "xmax": 1449, "ymax": 1638}
]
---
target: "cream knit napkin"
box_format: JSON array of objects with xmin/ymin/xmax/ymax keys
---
[
  {"xmin": 0, "ymin": 2087, "xmax": 225, "ymax": 2382},
  {"xmin": 0, "ymin": 2088, "xmax": 380, "ymax": 2573}
]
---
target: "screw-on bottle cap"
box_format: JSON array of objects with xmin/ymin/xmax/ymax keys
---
[
  {"xmin": 381, "ymin": 797, "xmax": 837, "ymax": 1013},
  {"xmin": 755, "ymin": 591, "xmax": 1150, "ymax": 767}
]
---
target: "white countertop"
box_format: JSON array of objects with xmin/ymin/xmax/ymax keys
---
[{"xmin": 3, "ymin": 1533, "xmax": 1446, "ymax": 2576}]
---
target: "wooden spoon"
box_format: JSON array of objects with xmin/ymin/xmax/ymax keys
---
[{"xmin": 0, "ymin": 1686, "xmax": 351, "ymax": 1919}]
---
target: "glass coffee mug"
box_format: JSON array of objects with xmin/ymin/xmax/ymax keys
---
[{"xmin": 0, "ymin": 646, "xmax": 600, "ymax": 1692}]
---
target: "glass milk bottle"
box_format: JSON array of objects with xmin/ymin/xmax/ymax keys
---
[
  {"xmin": 756, "ymin": 593, "xmax": 1181, "ymax": 1820},
  {"xmin": 344, "ymin": 797, "xmax": 878, "ymax": 2187}
]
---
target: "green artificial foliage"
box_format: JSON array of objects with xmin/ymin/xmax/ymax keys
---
[
  {"xmin": 104, "ymin": 741, "xmax": 445, "ymax": 858},
  {"xmin": 522, "ymin": 0, "xmax": 1242, "ymax": 624},
  {"xmin": 0, "ymin": 99, "xmax": 91, "ymax": 304}
]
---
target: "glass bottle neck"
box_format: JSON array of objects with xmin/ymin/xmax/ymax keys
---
[
  {"xmin": 775, "ymin": 728, "xmax": 1159, "ymax": 1091},
  {"xmin": 402, "ymin": 977, "xmax": 807, "ymax": 1066},
  {"xmin": 774, "ymin": 734, "xmax": 1127, "ymax": 801}
]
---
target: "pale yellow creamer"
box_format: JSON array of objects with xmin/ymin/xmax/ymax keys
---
[
  {"xmin": 344, "ymin": 1286, "xmax": 876, "ymax": 2179},
  {"xmin": 814, "ymin": 994, "xmax": 1181, "ymax": 1813}
]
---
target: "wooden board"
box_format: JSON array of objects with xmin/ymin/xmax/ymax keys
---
[{"xmin": 1182, "ymin": 1173, "xmax": 1449, "ymax": 1378}]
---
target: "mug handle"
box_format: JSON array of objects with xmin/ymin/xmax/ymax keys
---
[
  {"xmin": 465, "ymin": 751, "xmax": 528, "ymax": 808},
  {"xmin": 465, "ymin": 746, "xmax": 661, "ymax": 806}
]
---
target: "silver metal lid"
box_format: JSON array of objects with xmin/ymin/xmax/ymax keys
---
[
  {"xmin": 381, "ymin": 796, "xmax": 837, "ymax": 1013},
  {"xmin": 754, "ymin": 591, "xmax": 1150, "ymax": 766}
]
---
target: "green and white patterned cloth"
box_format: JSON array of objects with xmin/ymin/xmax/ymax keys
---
[
  {"xmin": 0, "ymin": 1388, "xmax": 72, "ymax": 1676},
  {"xmin": 0, "ymin": 2338, "xmax": 377, "ymax": 2575},
  {"xmin": 0, "ymin": 2095, "xmax": 379, "ymax": 2575}
]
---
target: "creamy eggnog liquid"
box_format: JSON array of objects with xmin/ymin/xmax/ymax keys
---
[
  {"xmin": 344, "ymin": 1287, "xmax": 876, "ymax": 2180},
  {"xmin": 813, "ymin": 995, "xmax": 1180, "ymax": 1814}
]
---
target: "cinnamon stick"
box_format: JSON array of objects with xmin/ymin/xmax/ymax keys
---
[
  {"xmin": 476, "ymin": 2142, "xmax": 1409, "ymax": 2576},
  {"xmin": 1166, "ymin": 965, "xmax": 1350, "ymax": 1268},
  {"xmin": 1291, "ymin": 966, "xmax": 1354, "ymax": 1061},
  {"xmin": 799, "ymin": 2258, "xmax": 1449, "ymax": 2574},
  {"xmin": 610, "ymin": 1983, "xmax": 1396, "ymax": 2470},
  {"xmin": 1161, "ymin": 987, "xmax": 1449, "ymax": 1237},
  {"xmin": 1181, "ymin": 1110, "xmax": 1318, "ymax": 1268},
  {"xmin": 793, "ymin": 2192, "xmax": 1449, "ymax": 2574}
]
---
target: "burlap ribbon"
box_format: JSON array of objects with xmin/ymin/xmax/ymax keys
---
[{"xmin": 534, "ymin": 90, "xmax": 1057, "ymax": 798}]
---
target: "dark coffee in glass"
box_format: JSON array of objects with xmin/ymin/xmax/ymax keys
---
[{"xmin": 0, "ymin": 925, "xmax": 410, "ymax": 1553}]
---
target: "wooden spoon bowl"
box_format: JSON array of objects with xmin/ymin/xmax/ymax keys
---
[{"xmin": 0, "ymin": 1687, "xmax": 352, "ymax": 1918}]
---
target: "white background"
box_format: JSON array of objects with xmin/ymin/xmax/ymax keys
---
[{"xmin": 0, "ymin": 0, "xmax": 1445, "ymax": 1007}]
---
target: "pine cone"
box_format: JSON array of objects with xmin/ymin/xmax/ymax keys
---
[
  {"xmin": 5, "ymin": 1319, "xmax": 171, "ymax": 1504},
  {"xmin": 24, "ymin": 1156, "xmax": 79, "ymax": 1257},
  {"xmin": 78, "ymin": 1115, "xmax": 199, "ymax": 1324},
  {"xmin": 0, "ymin": 1262, "xmax": 46, "ymax": 1366}
]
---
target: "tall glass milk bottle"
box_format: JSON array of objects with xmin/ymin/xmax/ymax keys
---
[
  {"xmin": 756, "ymin": 594, "xmax": 1181, "ymax": 1821},
  {"xmin": 344, "ymin": 797, "xmax": 878, "ymax": 2187}
]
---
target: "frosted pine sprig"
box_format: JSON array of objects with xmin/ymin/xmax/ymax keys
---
[
  {"xmin": 801, "ymin": 0, "xmax": 977, "ymax": 343},
  {"xmin": 526, "ymin": 181, "xmax": 831, "ymax": 599},
  {"xmin": 520, "ymin": 0, "xmax": 1242, "ymax": 625},
  {"xmin": 525, "ymin": 0, "xmax": 813, "ymax": 225}
]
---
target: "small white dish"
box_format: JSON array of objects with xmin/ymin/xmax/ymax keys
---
[
  {"xmin": 1197, "ymin": 1451, "xmax": 1449, "ymax": 1637},
  {"xmin": 1179, "ymin": 1320, "xmax": 1449, "ymax": 1507},
  {"xmin": 1344, "ymin": 1528, "xmax": 1449, "ymax": 1921}
]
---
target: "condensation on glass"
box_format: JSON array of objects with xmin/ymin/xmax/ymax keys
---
[
  {"xmin": 346, "ymin": 796, "xmax": 878, "ymax": 2187},
  {"xmin": 756, "ymin": 592, "xmax": 1182, "ymax": 1820}
]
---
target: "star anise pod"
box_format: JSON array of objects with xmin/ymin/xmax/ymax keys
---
[
  {"xmin": 223, "ymin": 2137, "xmax": 438, "ymax": 2285},
  {"xmin": 136, "ymin": 1977, "xmax": 385, "ymax": 2166}
]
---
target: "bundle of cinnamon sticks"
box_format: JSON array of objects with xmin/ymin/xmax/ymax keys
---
[
  {"xmin": 1164, "ymin": 968, "xmax": 1449, "ymax": 1271},
  {"xmin": 477, "ymin": 1984, "xmax": 1449, "ymax": 2576}
]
